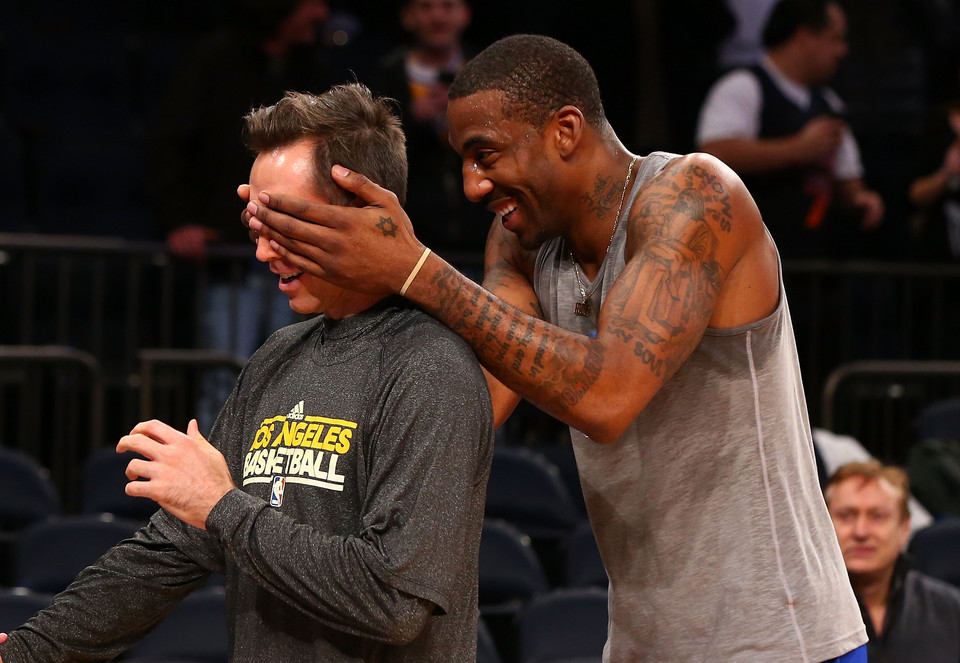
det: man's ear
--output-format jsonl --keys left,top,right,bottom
{"left": 552, "top": 106, "right": 585, "bottom": 159}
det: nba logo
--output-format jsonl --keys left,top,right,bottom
{"left": 270, "top": 476, "right": 286, "bottom": 507}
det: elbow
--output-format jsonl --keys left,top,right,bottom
{"left": 576, "top": 389, "right": 652, "bottom": 444}
{"left": 579, "top": 412, "right": 635, "bottom": 446}
{"left": 582, "top": 424, "right": 627, "bottom": 446}
{"left": 377, "top": 598, "right": 433, "bottom": 646}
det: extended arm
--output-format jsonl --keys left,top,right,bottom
{"left": 836, "top": 178, "right": 885, "bottom": 230}
{"left": 120, "top": 411, "right": 435, "bottom": 645}
{"left": 696, "top": 70, "right": 844, "bottom": 174}
{"left": 0, "top": 521, "right": 217, "bottom": 662}
{"left": 247, "top": 154, "right": 755, "bottom": 443}
{"left": 700, "top": 115, "right": 846, "bottom": 175}
{"left": 909, "top": 140, "right": 960, "bottom": 208}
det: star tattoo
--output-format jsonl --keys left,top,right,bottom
{"left": 377, "top": 216, "right": 398, "bottom": 237}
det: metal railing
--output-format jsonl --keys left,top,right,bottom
{"left": 138, "top": 348, "right": 246, "bottom": 426}
{"left": 821, "top": 360, "right": 960, "bottom": 463}
{"left": 2, "top": 233, "right": 959, "bottom": 500}
{"left": 782, "top": 259, "right": 960, "bottom": 424}
{"left": 0, "top": 345, "right": 104, "bottom": 505}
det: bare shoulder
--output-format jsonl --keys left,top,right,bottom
{"left": 627, "top": 152, "right": 779, "bottom": 327}
{"left": 483, "top": 217, "right": 543, "bottom": 318}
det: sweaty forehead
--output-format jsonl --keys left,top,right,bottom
{"left": 249, "top": 140, "right": 324, "bottom": 201}
{"left": 448, "top": 91, "right": 537, "bottom": 152}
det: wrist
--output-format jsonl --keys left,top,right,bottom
{"left": 399, "top": 247, "right": 431, "bottom": 296}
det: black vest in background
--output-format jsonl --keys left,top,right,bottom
{"left": 742, "top": 65, "right": 842, "bottom": 259}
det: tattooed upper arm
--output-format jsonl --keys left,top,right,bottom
{"left": 599, "top": 155, "right": 738, "bottom": 389}
{"left": 482, "top": 217, "right": 543, "bottom": 319}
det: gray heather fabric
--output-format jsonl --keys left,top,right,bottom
{"left": 533, "top": 152, "right": 866, "bottom": 662}
{"left": 1, "top": 297, "right": 494, "bottom": 662}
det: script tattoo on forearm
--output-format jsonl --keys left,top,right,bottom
{"left": 425, "top": 262, "right": 604, "bottom": 413}
{"left": 605, "top": 160, "right": 730, "bottom": 382}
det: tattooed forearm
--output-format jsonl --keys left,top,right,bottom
{"left": 424, "top": 262, "right": 605, "bottom": 412}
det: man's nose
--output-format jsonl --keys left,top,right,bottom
{"left": 851, "top": 514, "right": 871, "bottom": 538}
{"left": 255, "top": 234, "right": 280, "bottom": 262}
{"left": 462, "top": 166, "right": 493, "bottom": 203}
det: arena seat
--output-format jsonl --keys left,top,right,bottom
{"left": 485, "top": 446, "right": 581, "bottom": 540}
{"left": 519, "top": 587, "right": 608, "bottom": 663}
{"left": 478, "top": 616, "right": 503, "bottom": 663}
{"left": 81, "top": 448, "right": 158, "bottom": 521}
{"left": 908, "top": 519, "right": 960, "bottom": 589}
{"left": 0, "top": 447, "right": 60, "bottom": 531}
{"left": 125, "top": 587, "right": 228, "bottom": 663}
{"left": 0, "top": 587, "right": 54, "bottom": 632}
{"left": 14, "top": 514, "right": 142, "bottom": 593}
{"left": 914, "top": 398, "right": 960, "bottom": 441}
{"left": 564, "top": 521, "right": 608, "bottom": 589}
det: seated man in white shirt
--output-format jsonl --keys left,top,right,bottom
{"left": 696, "top": 0, "right": 883, "bottom": 259}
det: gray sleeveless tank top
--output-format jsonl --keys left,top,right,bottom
{"left": 533, "top": 152, "right": 865, "bottom": 662}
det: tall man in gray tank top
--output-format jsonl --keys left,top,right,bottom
{"left": 244, "top": 34, "right": 868, "bottom": 662}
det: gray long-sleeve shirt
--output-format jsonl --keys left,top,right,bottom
{"left": 2, "top": 298, "right": 494, "bottom": 662}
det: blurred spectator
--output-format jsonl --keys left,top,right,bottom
{"left": 148, "top": 0, "right": 335, "bottom": 430}
{"left": 908, "top": 95, "right": 960, "bottom": 262}
{"left": 825, "top": 461, "right": 960, "bottom": 663}
{"left": 370, "top": 0, "right": 490, "bottom": 264}
{"left": 716, "top": 0, "right": 778, "bottom": 69}
{"left": 696, "top": 0, "right": 884, "bottom": 259}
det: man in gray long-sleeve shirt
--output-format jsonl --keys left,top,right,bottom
{"left": 0, "top": 84, "right": 493, "bottom": 662}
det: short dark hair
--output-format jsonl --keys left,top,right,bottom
{"left": 762, "top": 0, "right": 834, "bottom": 49}
{"left": 243, "top": 84, "right": 408, "bottom": 205}
{"left": 449, "top": 34, "right": 606, "bottom": 130}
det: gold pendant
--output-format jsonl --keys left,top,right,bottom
{"left": 574, "top": 300, "right": 591, "bottom": 317}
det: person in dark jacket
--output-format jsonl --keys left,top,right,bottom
{"left": 826, "top": 460, "right": 960, "bottom": 663}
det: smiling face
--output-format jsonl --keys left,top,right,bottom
{"left": 249, "top": 138, "right": 367, "bottom": 318}
{"left": 826, "top": 475, "right": 910, "bottom": 579}
{"left": 448, "top": 90, "right": 565, "bottom": 250}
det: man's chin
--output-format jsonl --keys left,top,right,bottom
{"left": 845, "top": 560, "right": 888, "bottom": 579}
{"left": 517, "top": 230, "right": 549, "bottom": 252}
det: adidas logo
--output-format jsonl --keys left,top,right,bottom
{"left": 286, "top": 400, "right": 305, "bottom": 421}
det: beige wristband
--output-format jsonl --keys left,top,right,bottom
{"left": 399, "top": 248, "right": 431, "bottom": 296}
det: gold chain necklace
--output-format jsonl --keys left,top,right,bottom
{"left": 571, "top": 155, "right": 638, "bottom": 317}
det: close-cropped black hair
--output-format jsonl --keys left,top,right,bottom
{"left": 449, "top": 34, "right": 606, "bottom": 130}
{"left": 762, "top": 0, "right": 833, "bottom": 50}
